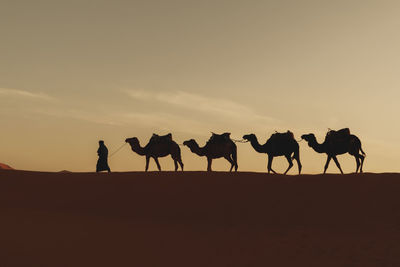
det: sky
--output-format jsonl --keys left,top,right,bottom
{"left": 1, "top": 0, "right": 399, "bottom": 173}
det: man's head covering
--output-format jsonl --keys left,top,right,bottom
{"left": 99, "top": 140, "right": 104, "bottom": 145}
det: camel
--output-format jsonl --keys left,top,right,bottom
{"left": 242, "top": 131, "right": 302, "bottom": 174}
{"left": 301, "top": 129, "right": 365, "bottom": 174}
{"left": 183, "top": 133, "right": 238, "bottom": 172}
{"left": 125, "top": 133, "right": 184, "bottom": 171}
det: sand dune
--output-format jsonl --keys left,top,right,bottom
{"left": 0, "top": 170, "right": 400, "bottom": 267}
{"left": 0, "top": 163, "right": 13, "bottom": 170}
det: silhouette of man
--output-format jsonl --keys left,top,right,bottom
{"left": 96, "top": 140, "right": 111, "bottom": 173}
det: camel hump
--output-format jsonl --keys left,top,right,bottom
{"left": 325, "top": 128, "right": 351, "bottom": 141}
{"left": 209, "top": 132, "right": 231, "bottom": 144}
{"left": 150, "top": 133, "right": 173, "bottom": 144}
{"left": 269, "top": 130, "right": 295, "bottom": 141}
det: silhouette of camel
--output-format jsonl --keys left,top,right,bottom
{"left": 243, "top": 131, "right": 302, "bottom": 174}
{"left": 301, "top": 129, "right": 365, "bottom": 174}
{"left": 125, "top": 133, "right": 184, "bottom": 171}
{"left": 183, "top": 133, "right": 238, "bottom": 172}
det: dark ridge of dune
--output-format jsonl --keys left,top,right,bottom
{"left": 0, "top": 170, "right": 400, "bottom": 267}
{"left": 0, "top": 162, "right": 13, "bottom": 170}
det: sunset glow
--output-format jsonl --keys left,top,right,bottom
{"left": 1, "top": 1, "right": 399, "bottom": 173}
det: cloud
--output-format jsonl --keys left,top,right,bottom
{"left": 119, "top": 111, "right": 214, "bottom": 136}
{"left": 124, "top": 89, "right": 276, "bottom": 125}
{"left": 1, "top": 88, "right": 278, "bottom": 137}
{"left": 33, "top": 107, "right": 213, "bottom": 135}
{"left": 31, "top": 108, "right": 121, "bottom": 126}
{"left": 0, "top": 88, "right": 54, "bottom": 101}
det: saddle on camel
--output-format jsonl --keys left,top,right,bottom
{"left": 208, "top": 132, "right": 232, "bottom": 144}
{"left": 149, "top": 133, "right": 173, "bottom": 145}
{"left": 269, "top": 130, "right": 295, "bottom": 142}
{"left": 325, "top": 128, "right": 351, "bottom": 143}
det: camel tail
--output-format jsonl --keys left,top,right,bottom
{"left": 291, "top": 150, "right": 299, "bottom": 160}
{"left": 360, "top": 145, "right": 366, "bottom": 156}
{"left": 292, "top": 143, "right": 300, "bottom": 160}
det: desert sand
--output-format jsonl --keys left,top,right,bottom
{"left": 1, "top": 170, "right": 400, "bottom": 267}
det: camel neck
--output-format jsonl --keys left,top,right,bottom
{"left": 249, "top": 137, "right": 266, "bottom": 153}
{"left": 189, "top": 142, "right": 206, "bottom": 156}
{"left": 131, "top": 142, "right": 147, "bottom": 156}
{"left": 309, "top": 138, "right": 325, "bottom": 153}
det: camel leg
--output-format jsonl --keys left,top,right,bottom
{"left": 267, "top": 155, "right": 277, "bottom": 174}
{"left": 349, "top": 150, "right": 362, "bottom": 174}
{"left": 359, "top": 154, "right": 365, "bottom": 173}
{"left": 323, "top": 156, "right": 331, "bottom": 174}
{"left": 174, "top": 160, "right": 178, "bottom": 171}
{"left": 172, "top": 154, "right": 184, "bottom": 171}
{"left": 231, "top": 149, "right": 238, "bottom": 172}
{"left": 153, "top": 157, "right": 162, "bottom": 171}
{"left": 354, "top": 155, "right": 360, "bottom": 174}
{"left": 332, "top": 156, "right": 344, "bottom": 174}
{"left": 178, "top": 159, "right": 184, "bottom": 171}
{"left": 232, "top": 156, "right": 238, "bottom": 172}
{"left": 207, "top": 157, "right": 212, "bottom": 172}
{"left": 171, "top": 154, "right": 178, "bottom": 171}
{"left": 283, "top": 154, "right": 294, "bottom": 175}
{"left": 145, "top": 156, "right": 150, "bottom": 172}
{"left": 295, "top": 155, "right": 302, "bottom": 175}
{"left": 224, "top": 155, "right": 235, "bottom": 172}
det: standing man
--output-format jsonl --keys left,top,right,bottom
{"left": 96, "top": 140, "right": 111, "bottom": 173}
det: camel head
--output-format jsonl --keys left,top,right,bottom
{"left": 242, "top": 134, "right": 256, "bottom": 141}
{"left": 125, "top": 137, "right": 139, "bottom": 147}
{"left": 301, "top": 134, "right": 316, "bottom": 145}
{"left": 183, "top": 139, "right": 200, "bottom": 151}
{"left": 183, "top": 139, "right": 197, "bottom": 147}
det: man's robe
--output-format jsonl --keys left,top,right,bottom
{"left": 96, "top": 145, "right": 110, "bottom": 172}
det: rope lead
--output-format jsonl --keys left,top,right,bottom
{"left": 109, "top": 142, "right": 127, "bottom": 158}
{"left": 232, "top": 139, "right": 249, "bottom": 143}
